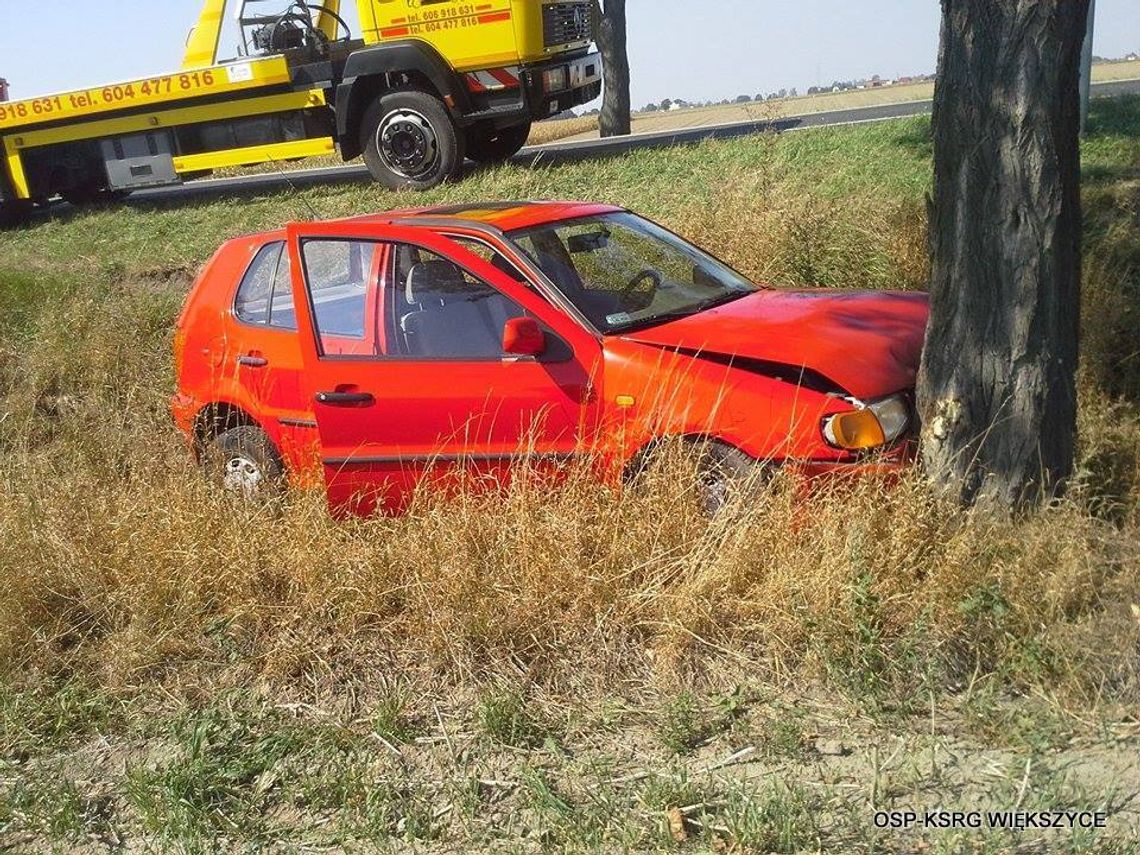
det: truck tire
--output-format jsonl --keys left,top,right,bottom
{"left": 360, "top": 87, "right": 465, "bottom": 191}
{"left": 0, "top": 203, "right": 26, "bottom": 229}
{"left": 466, "top": 122, "right": 532, "bottom": 164}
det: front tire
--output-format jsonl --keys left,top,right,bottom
{"left": 466, "top": 122, "right": 532, "bottom": 164}
{"left": 360, "top": 87, "right": 465, "bottom": 191}
{"left": 632, "top": 439, "right": 767, "bottom": 516}
{"left": 203, "top": 426, "right": 285, "bottom": 501}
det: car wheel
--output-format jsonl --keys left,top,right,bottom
{"left": 689, "top": 441, "right": 765, "bottom": 515}
{"left": 632, "top": 439, "right": 768, "bottom": 515}
{"left": 203, "top": 426, "right": 285, "bottom": 500}
{"left": 466, "top": 122, "right": 532, "bottom": 164}
{"left": 360, "top": 88, "right": 466, "bottom": 191}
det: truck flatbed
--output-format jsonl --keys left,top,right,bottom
{"left": 0, "top": 56, "right": 295, "bottom": 133}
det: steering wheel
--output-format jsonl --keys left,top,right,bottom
{"left": 270, "top": 2, "right": 352, "bottom": 53}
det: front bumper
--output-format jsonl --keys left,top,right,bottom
{"left": 785, "top": 441, "right": 917, "bottom": 483}
{"left": 523, "top": 50, "right": 602, "bottom": 118}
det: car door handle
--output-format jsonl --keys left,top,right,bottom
{"left": 316, "top": 391, "right": 375, "bottom": 406}
{"left": 237, "top": 355, "right": 268, "bottom": 368}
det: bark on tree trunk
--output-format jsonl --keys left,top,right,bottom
{"left": 593, "top": 0, "right": 631, "bottom": 137}
{"left": 918, "top": 0, "right": 1089, "bottom": 508}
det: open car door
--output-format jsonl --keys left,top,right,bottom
{"left": 285, "top": 220, "right": 603, "bottom": 514}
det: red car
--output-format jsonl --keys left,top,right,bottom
{"left": 172, "top": 202, "right": 928, "bottom": 513}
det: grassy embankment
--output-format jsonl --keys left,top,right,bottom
{"left": 0, "top": 98, "right": 1138, "bottom": 852}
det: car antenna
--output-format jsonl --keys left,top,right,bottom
{"left": 266, "top": 154, "right": 323, "bottom": 221}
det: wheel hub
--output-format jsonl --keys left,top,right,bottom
{"left": 377, "top": 109, "right": 439, "bottom": 179}
{"left": 222, "top": 455, "right": 264, "bottom": 497}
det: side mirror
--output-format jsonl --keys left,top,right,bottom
{"left": 503, "top": 316, "right": 546, "bottom": 357}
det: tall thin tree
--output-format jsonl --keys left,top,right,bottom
{"left": 592, "top": 0, "right": 631, "bottom": 137}
{"left": 919, "top": 0, "right": 1090, "bottom": 508}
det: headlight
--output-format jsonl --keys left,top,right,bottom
{"left": 868, "top": 396, "right": 910, "bottom": 443}
{"left": 822, "top": 394, "right": 910, "bottom": 451}
{"left": 542, "top": 67, "right": 569, "bottom": 93}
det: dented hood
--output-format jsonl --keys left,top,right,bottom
{"left": 621, "top": 288, "right": 930, "bottom": 399}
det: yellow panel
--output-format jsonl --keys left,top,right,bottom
{"left": 7, "top": 90, "right": 327, "bottom": 150}
{"left": 3, "top": 139, "right": 29, "bottom": 199}
{"left": 183, "top": 0, "right": 228, "bottom": 69}
{"left": 365, "top": 0, "right": 523, "bottom": 70}
{"left": 0, "top": 57, "right": 292, "bottom": 133}
{"left": 316, "top": 0, "right": 344, "bottom": 40}
{"left": 173, "top": 137, "right": 336, "bottom": 173}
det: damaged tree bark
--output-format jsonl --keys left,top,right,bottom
{"left": 918, "top": 0, "right": 1089, "bottom": 508}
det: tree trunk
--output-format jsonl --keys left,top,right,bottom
{"left": 918, "top": 0, "right": 1089, "bottom": 509}
{"left": 593, "top": 0, "right": 631, "bottom": 137}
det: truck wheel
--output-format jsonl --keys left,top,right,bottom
{"left": 0, "top": 202, "right": 31, "bottom": 229}
{"left": 466, "top": 122, "right": 532, "bottom": 164}
{"left": 203, "top": 426, "right": 285, "bottom": 501}
{"left": 62, "top": 187, "right": 128, "bottom": 208}
{"left": 360, "top": 88, "right": 465, "bottom": 191}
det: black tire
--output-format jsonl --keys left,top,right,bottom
{"left": 61, "top": 187, "right": 128, "bottom": 208}
{"left": 466, "top": 122, "right": 532, "bottom": 164}
{"left": 360, "top": 87, "right": 466, "bottom": 191}
{"left": 631, "top": 439, "right": 767, "bottom": 516}
{"left": 689, "top": 441, "right": 765, "bottom": 515}
{"left": 0, "top": 201, "right": 31, "bottom": 229}
{"left": 202, "top": 426, "right": 285, "bottom": 501}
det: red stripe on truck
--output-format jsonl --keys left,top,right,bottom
{"left": 489, "top": 68, "right": 520, "bottom": 88}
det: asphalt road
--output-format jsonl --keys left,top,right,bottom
{"left": 128, "top": 78, "right": 1140, "bottom": 204}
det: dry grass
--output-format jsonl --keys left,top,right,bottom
{"left": 526, "top": 115, "right": 600, "bottom": 146}
{"left": 2, "top": 443, "right": 1136, "bottom": 704}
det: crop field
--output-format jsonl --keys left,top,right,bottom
{"left": 0, "top": 98, "right": 1138, "bottom": 852}
{"left": 546, "top": 60, "right": 1140, "bottom": 144}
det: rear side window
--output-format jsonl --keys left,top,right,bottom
{"left": 234, "top": 242, "right": 297, "bottom": 330}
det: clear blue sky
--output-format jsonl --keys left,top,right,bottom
{"left": 1, "top": 1, "right": 1136, "bottom": 106}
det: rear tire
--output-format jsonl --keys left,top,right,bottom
{"left": 203, "top": 426, "right": 285, "bottom": 501}
{"left": 466, "top": 122, "right": 532, "bottom": 164}
{"left": 360, "top": 87, "right": 465, "bottom": 191}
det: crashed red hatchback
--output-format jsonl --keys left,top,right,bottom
{"left": 172, "top": 202, "right": 928, "bottom": 513}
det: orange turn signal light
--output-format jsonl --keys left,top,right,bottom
{"left": 823, "top": 409, "right": 887, "bottom": 450}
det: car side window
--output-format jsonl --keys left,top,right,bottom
{"left": 234, "top": 243, "right": 282, "bottom": 325}
{"left": 300, "top": 240, "right": 379, "bottom": 351}
{"left": 234, "top": 241, "right": 297, "bottom": 331}
{"left": 390, "top": 242, "right": 527, "bottom": 360}
{"left": 267, "top": 248, "right": 297, "bottom": 331}
{"left": 448, "top": 236, "right": 531, "bottom": 286}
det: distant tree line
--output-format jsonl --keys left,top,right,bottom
{"left": 639, "top": 89, "right": 800, "bottom": 112}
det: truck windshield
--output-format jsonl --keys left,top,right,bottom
{"left": 508, "top": 212, "right": 758, "bottom": 334}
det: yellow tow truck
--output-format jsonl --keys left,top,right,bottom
{"left": 0, "top": 0, "right": 600, "bottom": 223}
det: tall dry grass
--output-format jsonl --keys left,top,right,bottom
{"left": 526, "top": 116, "right": 600, "bottom": 146}
{"left": 0, "top": 265, "right": 1136, "bottom": 710}
{"left": 0, "top": 104, "right": 1137, "bottom": 714}
{"left": 1, "top": 421, "right": 1137, "bottom": 706}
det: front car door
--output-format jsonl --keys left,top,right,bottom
{"left": 285, "top": 221, "right": 603, "bottom": 514}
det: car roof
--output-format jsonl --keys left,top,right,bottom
{"left": 228, "top": 201, "right": 624, "bottom": 248}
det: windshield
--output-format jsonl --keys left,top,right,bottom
{"left": 508, "top": 212, "right": 759, "bottom": 333}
